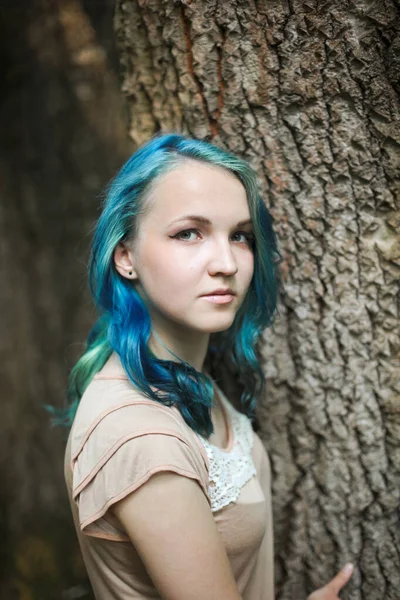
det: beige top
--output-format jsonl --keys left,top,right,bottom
{"left": 64, "top": 353, "right": 274, "bottom": 599}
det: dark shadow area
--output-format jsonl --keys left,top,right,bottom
{"left": 0, "top": 1, "right": 133, "bottom": 597}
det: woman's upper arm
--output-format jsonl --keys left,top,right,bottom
{"left": 112, "top": 471, "right": 242, "bottom": 600}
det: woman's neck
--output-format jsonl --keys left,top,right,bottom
{"left": 148, "top": 328, "right": 210, "bottom": 373}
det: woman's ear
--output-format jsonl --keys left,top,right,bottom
{"left": 113, "top": 242, "right": 138, "bottom": 280}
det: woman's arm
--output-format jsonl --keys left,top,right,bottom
{"left": 112, "top": 471, "right": 242, "bottom": 600}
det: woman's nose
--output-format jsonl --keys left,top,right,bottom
{"left": 207, "top": 239, "right": 238, "bottom": 276}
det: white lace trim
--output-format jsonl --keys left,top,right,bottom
{"left": 198, "top": 398, "right": 256, "bottom": 513}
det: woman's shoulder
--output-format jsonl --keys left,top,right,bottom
{"left": 70, "top": 353, "right": 203, "bottom": 464}
{"left": 65, "top": 354, "right": 211, "bottom": 537}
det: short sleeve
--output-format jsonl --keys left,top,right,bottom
{"left": 71, "top": 402, "right": 210, "bottom": 541}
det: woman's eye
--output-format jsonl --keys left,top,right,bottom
{"left": 172, "top": 229, "right": 254, "bottom": 245}
{"left": 233, "top": 231, "right": 255, "bottom": 245}
{"left": 173, "top": 229, "right": 199, "bottom": 241}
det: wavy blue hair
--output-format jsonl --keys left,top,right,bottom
{"left": 64, "top": 133, "right": 281, "bottom": 437}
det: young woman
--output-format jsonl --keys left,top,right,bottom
{"left": 64, "top": 134, "right": 354, "bottom": 599}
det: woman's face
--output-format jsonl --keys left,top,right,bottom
{"left": 115, "top": 159, "right": 254, "bottom": 336}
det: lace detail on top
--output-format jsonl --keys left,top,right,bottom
{"left": 198, "top": 399, "right": 256, "bottom": 513}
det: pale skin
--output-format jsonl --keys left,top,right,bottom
{"left": 112, "top": 159, "right": 354, "bottom": 599}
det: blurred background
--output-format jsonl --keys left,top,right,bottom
{"left": 1, "top": 1, "right": 133, "bottom": 597}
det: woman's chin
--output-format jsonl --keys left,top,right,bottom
{"left": 196, "top": 316, "right": 236, "bottom": 334}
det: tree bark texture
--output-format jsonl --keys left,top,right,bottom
{"left": 115, "top": 1, "right": 400, "bottom": 599}
{"left": 0, "top": 1, "right": 133, "bottom": 597}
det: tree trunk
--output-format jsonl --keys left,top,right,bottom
{"left": 114, "top": 1, "right": 400, "bottom": 599}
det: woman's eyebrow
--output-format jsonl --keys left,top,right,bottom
{"left": 168, "top": 215, "right": 253, "bottom": 227}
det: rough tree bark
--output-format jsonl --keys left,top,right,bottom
{"left": 114, "top": 1, "right": 400, "bottom": 599}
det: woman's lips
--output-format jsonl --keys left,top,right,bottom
{"left": 200, "top": 294, "right": 235, "bottom": 304}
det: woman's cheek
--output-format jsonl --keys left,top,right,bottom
{"left": 240, "top": 252, "right": 254, "bottom": 285}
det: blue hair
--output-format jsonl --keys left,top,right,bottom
{"left": 64, "top": 133, "right": 281, "bottom": 437}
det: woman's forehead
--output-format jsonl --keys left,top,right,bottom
{"left": 143, "top": 160, "right": 249, "bottom": 221}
